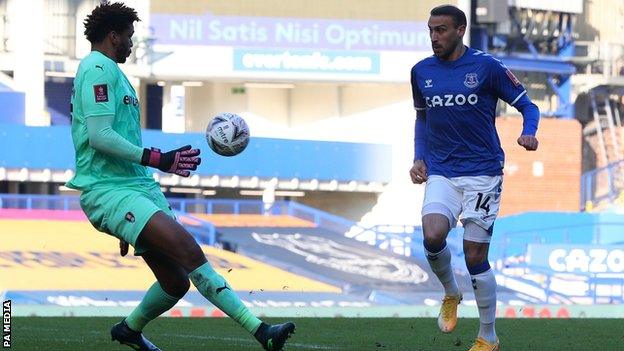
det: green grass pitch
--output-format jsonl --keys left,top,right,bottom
{"left": 11, "top": 317, "right": 622, "bottom": 350}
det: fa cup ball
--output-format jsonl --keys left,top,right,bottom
{"left": 205, "top": 113, "right": 250, "bottom": 157}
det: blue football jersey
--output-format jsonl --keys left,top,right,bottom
{"left": 411, "top": 47, "right": 528, "bottom": 177}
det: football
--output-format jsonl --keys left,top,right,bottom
{"left": 205, "top": 112, "right": 250, "bottom": 157}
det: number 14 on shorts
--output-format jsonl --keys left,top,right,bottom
{"left": 475, "top": 192, "right": 491, "bottom": 213}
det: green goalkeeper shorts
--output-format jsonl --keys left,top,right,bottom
{"left": 80, "top": 181, "right": 175, "bottom": 255}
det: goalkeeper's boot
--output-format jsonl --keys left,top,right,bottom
{"left": 111, "top": 319, "right": 161, "bottom": 351}
{"left": 254, "top": 321, "right": 296, "bottom": 351}
{"left": 468, "top": 337, "right": 500, "bottom": 351}
{"left": 438, "top": 294, "right": 462, "bottom": 333}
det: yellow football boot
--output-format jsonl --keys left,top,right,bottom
{"left": 468, "top": 337, "right": 500, "bottom": 351}
{"left": 437, "top": 294, "right": 462, "bottom": 333}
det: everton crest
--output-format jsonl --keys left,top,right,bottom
{"left": 464, "top": 73, "right": 479, "bottom": 88}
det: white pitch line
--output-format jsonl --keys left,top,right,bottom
{"left": 160, "top": 332, "right": 340, "bottom": 350}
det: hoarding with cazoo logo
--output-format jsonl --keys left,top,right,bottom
{"left": 527, "top": 245, "right": 624, "bottom": 275}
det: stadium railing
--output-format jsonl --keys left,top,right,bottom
{"left": 0, "top": 193, "right": 219, "bottom": 245}
{"left": 497, "top": 262, "right": 624, "bottom": 304}
{"left": 489, "top": 221, "right": 624, "bottom": 263}
{"left": 580, "top": 159, "right": 624, "bottom": 211}
{"left": 167, "top": 198, "right": 418, "bottom": 256}
{"left": 0, "top": 193, "right": 81, "bottom": 210}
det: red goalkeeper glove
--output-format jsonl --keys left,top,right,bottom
{"left": 141, "top": 145, "right": 201, "bottom": 177}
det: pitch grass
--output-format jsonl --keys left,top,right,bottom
{"left": 11, "top": 317, "right": 622, "bottom": 351}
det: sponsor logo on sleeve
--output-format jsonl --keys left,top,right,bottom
{"left": 505, "top": 69, "right": 521, "bottom": 87}
{"left": 93, "top": 84, "right": 109, "bottom": 103}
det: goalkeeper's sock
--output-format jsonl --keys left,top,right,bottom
{"left": 125, "top": 281, "right": 180, "bottom": 332}
{"left": 468, "top": 262, "right": 498, "bottom": 344}
{"left": 189, "top": 262, "right": 262, "bottom": 334}
{"left": 425, "top": 241, "right": 460, "bottom": 297}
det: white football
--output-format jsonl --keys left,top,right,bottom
{"left": 205, "top": 112, "right": 250, "bottom": 157}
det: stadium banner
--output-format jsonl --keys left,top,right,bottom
{"left": 148, "top": 14, "right": 430, "bottom": 81}
{"left": 527, "top": 244, "right": 624, "bottom": 274}
{"left": 233, "top": 49, "right": 380, "bottom": 74}
{"left": 11, "top": 304, "right": 624, "bottom": 319}
{"left": 150, "top": 14, "right": 429, "bottom": 52}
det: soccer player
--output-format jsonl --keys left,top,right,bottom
{"left": 66, "top": 3, "right": 295, "bottom": 350}
{"left": 409, "top": 5, "right": 539, "bottom": 351}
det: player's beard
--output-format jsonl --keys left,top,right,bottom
{"left": 436, "top": 37, "right": 462, "bottom": 60}
{"left": 115, "top": 42, "right": 131, "bottom": 63}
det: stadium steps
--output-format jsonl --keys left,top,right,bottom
{"left": 581, "top": 158, "right": 624, "bottom": 211}
{"left": 582, "top": 89, "right": 624, "bottom": 210}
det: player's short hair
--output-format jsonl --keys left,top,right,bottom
{"left": 430, "top": 5, "right": 467, "bottom": 28}
{"left": 83, "top": 1, "right": 140, "bottom": 43}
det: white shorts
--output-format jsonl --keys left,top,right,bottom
{"left": 421, "top": 175, "right": 503, "bottom": 243}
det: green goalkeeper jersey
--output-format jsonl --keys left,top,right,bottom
{"left": 66, "top": 50, "right": 153, "bottom": 190}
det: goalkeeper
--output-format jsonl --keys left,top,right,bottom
{"left": 66, "top": 3, "right": 295, "bottom": 350}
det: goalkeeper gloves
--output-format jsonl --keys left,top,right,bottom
{"left": 141, "top": 145, "right": 201, "bottom": 177}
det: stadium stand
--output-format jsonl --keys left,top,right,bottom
{"left": 0, "top": 208, "right": 351, "bottom": 312}
{"left": 1, "top": 197, "right": 550, "bottom": 311}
